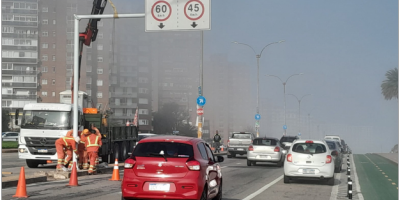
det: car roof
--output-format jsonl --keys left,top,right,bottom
{"left": 255, "top": 137, "right": 279, "bottom": 140}
{"left": 294, "top": 139, "right": 325, "bottom": 144}
{"left": 138, "top": 135, "right": 203, "bottom": 145}
{"left": 281, "top": 135, "right": 298, "bottom": 138}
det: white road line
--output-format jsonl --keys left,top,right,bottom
{"left": 242, "top": 175, "right": 283, "bottom": 200}
{"left": 220, "top": 166, "right": 228, "bottom": 168}
{"left": 236, "top": 163, "right": 241, "bottom": 164}
{"left": 329, "top": 168, "right": 342, "bottom": 200}
{"left": 351, "top": 154, "right": 364, "bottom": 200}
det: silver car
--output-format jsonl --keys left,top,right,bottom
{"left": 2, "top": 132, "right": 19, "bottom": 141}
{"left": 283, "top": 139, "right": 335, "bottom": 185}
{"left": 247, "top": 137, "right": 285, "bottom": 167}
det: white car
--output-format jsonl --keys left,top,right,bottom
{"left": 2, "top": 132, "right": 19, "bottom": 141}
{"left": 283, "top": 139, "right": 335, "bottom": 185}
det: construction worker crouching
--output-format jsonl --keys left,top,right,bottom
{"left": 55, "top": 130, "right": 79, "bottom": 171}
{"left": 85, "top": 129, "right": 102, "bottom": 174}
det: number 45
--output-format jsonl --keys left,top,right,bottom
{"left": 188, "top": 4, "right": 199, "bottom": 12}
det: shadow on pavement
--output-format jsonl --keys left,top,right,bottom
{"left": 288, "top": 178, "right": 341, "bottom": 186}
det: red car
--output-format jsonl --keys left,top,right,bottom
{"left": 121, "top": 135, "right": 224, "bottom": 200}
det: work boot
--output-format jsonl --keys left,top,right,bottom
{"left": 56, "top": 164, "right": 63, "bottom": 171}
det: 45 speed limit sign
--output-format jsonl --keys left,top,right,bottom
{"left": 146, "top": 0, "right": 210, "bottom": 31}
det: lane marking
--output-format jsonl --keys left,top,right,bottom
{"left": 220, "top": 166, "right": 228, "bottom": 169}
{"left": 330, "top": 168, "right": 341, "bottom": 200}
{"left": 392, "top": 183, "right": 396, "bottom": 185}
{"left": 388, "top": 179, "right": 392, "bottom": 181}
{"left": 352, "top": 154, "right": 365, "bottom": 200}
{"left": 242, "top": 175, "right": 283, "bottom": 200}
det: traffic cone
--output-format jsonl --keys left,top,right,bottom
{"left": 66, "top": 161, "right": 80, "bottom": 186}
{"left": 109, "top": 159, "right": 121, "bottom": 181}
{"left": 221, "top": 147, "right": 224, "bottom": 151}
{"left": 13, "top": 167, "right": 28, "bottom": 198}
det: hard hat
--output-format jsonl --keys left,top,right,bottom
{"left": 82, "top": 129, "right": 90, "bottom": 135}
{"left": 66, "top": 130, "right": 73, "bottom": 137}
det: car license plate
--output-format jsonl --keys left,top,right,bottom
{"left": 149, "top": 183, "right": 170, "bottom": 191}
{"left": 38, "top": 149, "right": 48, "bottom": 153}
{"left": 260, "top": 155, "right": 270, "bottom": 159}
{"left": 237, "top": 148, "right": 244, "bottom": 151}
{"left": 303, "top": 169, "right": 315, "bottom": 174}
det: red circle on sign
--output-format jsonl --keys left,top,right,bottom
{"left": 151, "top": 1, "right": 172, "bottom": 22}
{"left": 184, "top": 0, "right": 205, "bottom": 21}
{"left": 197, "top": 108, "right": 204, "bottom": 115}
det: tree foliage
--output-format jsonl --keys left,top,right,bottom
{"left": 381, "top": 68, "right": 398, "bottom": 100}
{"left": 152, "top": 102, "right": 197, "bottom": 137}
{"left": 2, "top": 109, "right": 10, "bottom": 132}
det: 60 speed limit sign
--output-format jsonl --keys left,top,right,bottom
{"left": 146, "top": 0, "right": 210, "bottom": 31}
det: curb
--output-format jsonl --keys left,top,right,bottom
{"left": 2, "top": 149, "right": 18, "bottom": 153}
{"left": 2, "top": 175, "right": 47, "bottom": 188}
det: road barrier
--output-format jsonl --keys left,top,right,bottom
{"left": 12, "top": 167, "right": 28, "bottom": 198}
{"left": 67, "top": 162, "right": 80, "bottom": 186}
{"left": 109, "top": 159, "right": 121, "bottom": 181}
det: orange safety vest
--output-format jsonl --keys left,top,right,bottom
{"left": 87, "top": 136, "right": 101, "bottom": 147}
{"left": 61, "top": 137, "right": 77, "bottom": 152}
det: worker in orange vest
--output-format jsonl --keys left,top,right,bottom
{"left": 78, "top": 129, "right": 89, "bottom": 169}
{"left": 55, "top": 130, "right": 79, "bottom": 171}
{"left": 85, "top": 129, "right": 102, "bottom": 174}
{"left": 90, "top": 123, "right": 102, "bottom": 166}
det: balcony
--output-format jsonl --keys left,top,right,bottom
{"left": 2, "top": 33, "right": 38, "bottom": 39}
{"left": 2, "top": 21, "right": 38, "bottom": 27}
{"left": 2, "top": 8, "right": 38, "bottom": 15}
{"left": 2, "top": 45, "right": 38, "bottom": 51}
{"left": 120, "top": 82, "right": 137, "bottom": 88}
{"left": 110, "top": 113, "right": 136, "bottom": 120}
{"left": 2, "top": 70, "right": 38, "bottom": 75}
{"left": 2, "top": 82, "right": 37, "bottom": 88}
{"left": 2, "top": 58, "right": 37, "bottom": 64}
{"left": 110, "top": 92, "right": 137, "bottom": 98}
{"left": 2, "top": 94, "right": 37, "bottom": 100}
{"left": 109, "top": 103, "right": 137, "bottom": 109}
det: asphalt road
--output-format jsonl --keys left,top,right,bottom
{"left": 2, "top": 154, "right": 341, "bottom": 200}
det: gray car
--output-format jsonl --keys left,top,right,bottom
{"left": 247, "top": 137, "right": 285, "bottom": 167}
{"left": 2, "top": 132, "right": 19, "bottom": 141}
{"left": 325, "top": 139, "right": 343, "bottom": 173}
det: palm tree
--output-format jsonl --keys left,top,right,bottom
{"left": 381, "top": 68, "right": 398, "bottom": 100}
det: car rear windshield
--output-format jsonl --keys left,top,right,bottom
{"left": 280, "top": 137, "right": 297, "bottom": 143}
{"left": 292, "top": 143, "right": 327, "bottom": 154}
{"left": 232, "top": 133, "right": 251, "bottom": 139}
{"left": 253, "top": 138, "right": 277, "bottom": 146}
{"left": 325, "top": 141, "right": 336, "bottom": 150}
{"left": 133, "top": 142, "right": 194, "bottom": 158}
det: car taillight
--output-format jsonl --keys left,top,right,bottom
{"left": 124, "top": 158, "right": 136, "bottom": 169}
{"left": 274, "top": 146, "right": 280, "bottom": 152}
{"left": 186, "top": 160, "right": 200, "bottom": 171}
{"left": 248, "top": 145, "right": 254, "bottom": 151}
{"left": 287, "top": 154, "right": 292, "bottom": 162}
{"left": 305, "top": 140, "right": 313, "bottom": 144}
{"left": 227, "top": 139, "right": 230, "bottom": 147}
{"left": 326, "top": 155, "right": 332, "bottom": 163}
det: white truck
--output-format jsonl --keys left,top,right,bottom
{"left": 16, "top": 91, "right": 87, "bottom": 168}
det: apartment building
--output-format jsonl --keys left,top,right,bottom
{"left": 2, "top": 0, "right": 39, "bottom": 128}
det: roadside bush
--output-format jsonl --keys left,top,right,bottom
{"left": 2, "top": 141, "right": 18, "bottom": 149}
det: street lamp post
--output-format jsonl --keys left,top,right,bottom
{"left": 233, "top": 40, "right": 285, "bottom": 137}
{"left": 266, "top": 73, "right": 303, "bottom": 135}
{"left": 287, "top": 94, "right": 311, "bottom": 137}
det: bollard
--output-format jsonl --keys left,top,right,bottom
{"left": 347, "top": 181, "right": 353, "bottom": 198}
{"left": 347, "top": 161, "right": 350, "bottom": 167}
{"left": 348, "top": 190, "right": 353, "bottom": 199}
{"left": 347, "top": 175, "right": 351, "bottom": 182}
{"left": 347, "top": 168, "right": 351, "bottom": 175}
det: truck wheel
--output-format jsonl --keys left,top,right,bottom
{"left": 26, "top": 159, "right": 39, "bottom": 168}
{"left": 121, "top": 141, "right": 128, "bottom": 161}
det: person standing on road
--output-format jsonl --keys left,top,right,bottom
{"left": 85, "top": 129, "right": 102, "bottom": 174}
{"left": 55, "top": 130, "right": 79, "bottom": 171}
{"left": 78, "top": 129, "right": 89, "bottom": 169}
{"left": 90, "top": 123, "right": 102, "bottom": 166}
{"left": 213, "top": 130, "right": 222, "bottom": 153}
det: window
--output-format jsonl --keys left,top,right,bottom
{"left": 42, "top": 55, "right": 48, "bottom": 61}
{"left": 52, "top": 67, "right": 55, "bottom": 72}
{"left": 292, "top": 143, "right": 327, "bottom": 154}
{"left": 139, "top": 88, "right": 148, "bottom": 94}
{"left": 97, "top": 56, "right": 103, "bottom": 62}
{"left": 52, "top": 31, "right": 56, "bottom": 37}
{"left": 139, "top": 119, "right": 149, "bottom": 125}
{"left": 53, "top": 20, "right": 56, "bottom": 24}
{"left": 139, "top": 77, "right": 148, "bottom": 83}
{"left": 42, "top": 31, "right": 48, "bottom": 37}
{"left": 205, "top": 145, "right": 216, "bottom": 162}
{"left": 139, "top": 98, "right": 148, "bottom": 104}
{"left": 139, "top": 109, "right": 149, "bottom": 115}
{"left": 52, "top": 92, "right": 55, "bottom": 97}
{"left": 42, "top": 7, "right": 48, "bottom": 12}
{"left": 86, "top": 65, "right": 92, "bottom": 72}
{"left": 42, "top": 43, "right": 48, "bottom": 48}
{"left": 97, "top": 69, "right": 103, "bottom": 74}
{"left": 42, "top": 66, "right": 48, "bottom": 72}
{"left": 52, "top": 55, "right": 56, "bottom": 61}
{"left": 52, "top": 43, "right": 56, "bottom": 48}
{"left": 42, "top": 91, "right": 47, "bottom": 96}
{"left": 197, "top": 143, "right": 208, "bottom": 160}
{"left": 42, "top": 79, "right": 47, "bottom": 85}
{"left": 97, "top": 80, "right": 103, "bottom": 86}
{"left": 87, "top": 77, "right": 92, "bottom": 84}
{"left": 52, "top": 79, "right": 55, "bottom": 85}
{"left": 97, "top": 45, "right": 103, "bottom": 50}
{"left": 97, "top": 92, "right": 103, "bottom": 98}
{"left": 98, "top": 33, "right": 103, "bottom": 39}
{"left": 42, "top": 19, "right": 48, "bottom": 24}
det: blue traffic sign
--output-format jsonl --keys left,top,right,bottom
{"left": 298, "top": 132, "right": 301, "bottom": 136}
{"left": 283, "top": 125, "right": 287, "bottom": 130}
{"left": 197, "top": 96, "right": 206, "bottom": 106}
{"left": 255, "top": 114, "right": 261, "bottom": 120}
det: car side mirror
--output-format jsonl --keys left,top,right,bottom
{"left": 216, "top": 155, "right": 224, "bottom": 163}
{"left": 331, "top": 151, "right": 338, "bottom": 156}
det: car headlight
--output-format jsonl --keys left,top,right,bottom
{"left": 19, "top": 148, "right": 28, "bottom": 153}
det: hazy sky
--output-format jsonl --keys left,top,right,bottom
{"left": 112, "top": 0, "right": 398, "bottom": 153}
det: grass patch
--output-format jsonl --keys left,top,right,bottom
{"left": 2, "top": 141, "right": 18, "bottom": 149}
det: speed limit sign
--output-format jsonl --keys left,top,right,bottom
{"left": 146, "top": 0, "right": 210, "bottom": 31}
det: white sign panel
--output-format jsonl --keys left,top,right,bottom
{"left": 146, "top": 0, "right": 210, "bottom": 31}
